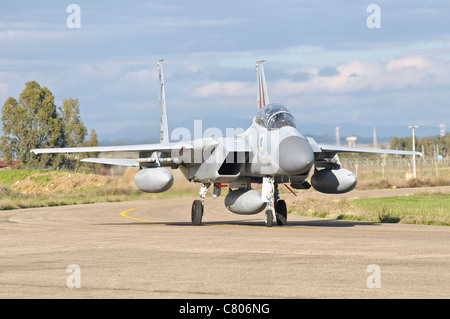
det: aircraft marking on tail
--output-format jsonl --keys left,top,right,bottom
{"left": 256, "top": 60, "right": 269, "bottom": 109}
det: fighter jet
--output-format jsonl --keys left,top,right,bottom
{"left": 31, "top": 60, "right": 422, "bottom": 227}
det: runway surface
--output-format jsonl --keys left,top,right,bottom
{"left": 1, "top": 189, "right": 449, "bottom": 298}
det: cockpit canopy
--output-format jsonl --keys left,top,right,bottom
{"left": 255, "top": 104, "right": 298, "bottom": 130}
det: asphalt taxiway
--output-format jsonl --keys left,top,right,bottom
{"left": 1, "top": 189, "right": 449, "bottom": 298}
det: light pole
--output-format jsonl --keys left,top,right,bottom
{"left": 409, "top": 125, "right": 419, "bottom": 178}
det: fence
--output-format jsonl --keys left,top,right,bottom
{"left": 340, "top": 156, "right": 450, "bottom": 180}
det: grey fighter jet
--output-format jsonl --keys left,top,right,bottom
{"left": 32, "top": 60, "right": 422, "bottom": 227}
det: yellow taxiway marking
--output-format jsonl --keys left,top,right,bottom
{"left": 120, "top": 203, "right": 264, "bottom": 228}
{"left": 120, "top": 208, "right": 161, "bottom": 223}
{"left": 120, "top": 201, "right": 192, "bottom": 223}
{"left": 120, "top": 202, "right": 450, "bottom": 236}
{"left": 120, "top": 201, "right": 270, "bottom": 229}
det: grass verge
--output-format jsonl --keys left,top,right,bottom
{"left": 289, "top": 192, "right": 450, "bottom": 226}
{"left": 0, "top": 168, "right": 198, "bottom": 211}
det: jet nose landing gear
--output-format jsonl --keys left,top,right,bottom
{"left": 265, "top": 208, "right": 274, "bottom": 227}
{"left": 262, "top": 177, "right": 288, "bottom": 227}
{"left": 264, "top": 199, "right": 287, "bottom": 227}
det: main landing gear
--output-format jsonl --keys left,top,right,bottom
{"left": 191, "top": 199, "right": 203, "bottom": 226}
{"left": 191, "top": 183, "right": 209, "bottom": 226}
{"left": 275, "top": 199, "right": 287, "bottom": 226}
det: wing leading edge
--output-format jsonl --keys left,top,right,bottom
{"left": 306, "top": 138, "right": 422, "bottom": 157}
{"left": 31, "top": 142, "right": 192, "bottom": 155}
{"left": 318, "top": 144, "right": 423, "bottom": 156}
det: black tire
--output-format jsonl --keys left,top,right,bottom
{"left": 191, "top": 200, "right": 203, "bottom": 226}
{"left": 276, "top": 200, "right": 287, "bottom": 226}
{"left": 265, "top": 209, "right": 273, "bottom": 227}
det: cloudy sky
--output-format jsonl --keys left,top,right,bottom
{"left": 1, "top": 0, "right": 449, "bottom": 142}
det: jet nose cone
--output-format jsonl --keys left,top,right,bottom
{"left": 277, "top": 136, "right": 314, "bottom": 175}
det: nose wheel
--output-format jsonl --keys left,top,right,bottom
{"left": 264, "top": 200, "right": 287, "bottom": 227}
{"left": 262, "top": 177, "right": 288, "bottom": 227}
{"left": 265, "top": 208, "right": 274, "bottom": 227}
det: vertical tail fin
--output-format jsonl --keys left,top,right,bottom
{"left": 256, "top": 60, "right": 269, "bottom": 110}
{"left": 157, "top": 59, "right": 169, "bottom": 144}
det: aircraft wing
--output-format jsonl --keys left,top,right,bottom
{"left": 80, "top": 158, "right": 139, "bottom": 167}
{"left": 31, "top": 142, "right": 192, "bottom": 154}
{"left": 318, "top": 144, "right": 423, "bottom": 156}
{"left": 306, "top": 138, "right": 422, "bottom": 156}
{"left": 31, "top": 137, "right": 249, "bottom": 167}
{"left": 31, "top": 142, "right": 194, "bottom": 167}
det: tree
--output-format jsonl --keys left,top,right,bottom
{"left": 61, "top": 98, "right": 87, "bottom": 147}
{"left": 84, "top": 129, "right": 98, "bottom": 147}
{"left": 390, "top": 133, "right": 450, "bottom": 158}
{"left": 59, "top": 97, "right": 89, "bottom": 170}
{"left": 1, "top": 81, "right": 65, "bottom": 167}
{"left": 0, "top": 97, "right": 23, "bottom": 163}
{"left": 1, "top": 82, "right": 98, "bottom": 170}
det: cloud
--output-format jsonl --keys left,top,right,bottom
{"left": 192, "top": 81, "right": 254, "bottom": 98}
{"left": 1, "top": 1, "right": 449, "bottom": 139}
{"left": 0, "top": 30, "right": 68, "bottom": 44}
{"left": 0, "top": 82, "right": 10, "bottom": 99}
{"left": 271, "top": 56, "right": 450, "bottom": 95}
{"left": 121, "top": 69, "right": 155, "bottom": 86}
{"left": 385, "top": 56, "right": 432, "bottom": 71}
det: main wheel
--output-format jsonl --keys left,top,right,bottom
{"left": 265, "top": 209, "right": 274, "bottom": 227}
{"left": 191, "top": 200, "right": 203, "bottom": 226}
{"left": 276, "top": 199, "right": 287, "bottom": 226}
